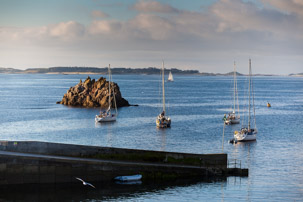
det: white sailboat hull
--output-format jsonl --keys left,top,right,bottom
{"left": 156, "top": 117, "right": 171, "bottom": 128}
{"left": 225, "top": 117, "right": 240, "bottom": 125}
{"left": 225, "top": 113, "right": 240, "bottom": 125}
{"left": 230, "top": 119, "right": 240, "bottom": 124}
{"left": 95, "top": 114, "right": 116, "bottom": 122}
{"left": 234, "top": 129, "right": 257, "bottom": 142}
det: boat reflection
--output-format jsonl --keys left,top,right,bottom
{"left": 227, "top": 140, "right": 257, "bottom": 202}
{"left": 115, "top": 180, "right": 142, "bottom": 185}
{"left": 94, "top": 120, "right": 114, "bottom": 147}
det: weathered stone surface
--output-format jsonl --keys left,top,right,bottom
{"left": 0, "top": 141, "right": 239, "bottom": 185}
{"left": 57, "top": 76, "right": 130, "bottom": 108}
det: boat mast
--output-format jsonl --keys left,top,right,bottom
{"left": 108, "top": 64, "right": 111, "bottom": 110}
{"left": 248, "top": 59, "right": 251, "bottom": 130}
{"left": 233, "top": 61, "right": 236, "bottom": 113}
{"left": 162, "top": 61, "right": 166, "bottom": 113}
{"left": 252, "top": 62, "right": 256, "bottom": 130}
{"left": 111, "top": 67, "right": 118, "bottom": 116}
{"left": 236, "top": 63, "right": 240, "bottom": 118}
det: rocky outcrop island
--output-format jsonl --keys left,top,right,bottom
{"left": 57, "top": 76, "right": 130, "bottom": 108}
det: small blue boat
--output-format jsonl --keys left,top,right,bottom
{"left": 114, "top": 174, "right": 142, "bottom": 182}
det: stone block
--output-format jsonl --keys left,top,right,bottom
{"left": 6, "top": 164, "right": 23, "bottom": 175}
{"left": 55, "top": 165, "right": 71, "bottom": 176}
{"left": 6, "top": 175, "right": 23, "bottom": 184}
{"left": 55, "top": 174, "right": 71, "bottom": 183}
{"left": 71, "top": 166, "right": 87, "bottom": 177}
{"left": 23, "top": 174, "right": 39, "bottom": 184}
{"left": 40, "top": 174, "right": 55, "bottom": 183}
{"left": 40, "top": 165, "right": 55, "bottom": 174}
{"left": 23, "top": 165, "right": 39, "bottom": 174}
{"left": 0, "top": 163, "right": 7, "bottom": 172}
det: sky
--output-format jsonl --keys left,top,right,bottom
{"left": 0, "top": 0, "right": 302, "bottom": 74}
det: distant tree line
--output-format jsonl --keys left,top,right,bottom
{"left": 2, "top": 66, "right": 293, "bottom": 76}
{"left": 25, "top": 66, "right": 200, "bottom": 75}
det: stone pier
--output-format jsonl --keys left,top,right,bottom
{"left": 0, "top": 141, "right": 248, "bottom": 185}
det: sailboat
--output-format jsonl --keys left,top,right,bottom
{"left": 234, "top": 59, "right": 257, "bottom": 141}
{"left": 167, "top": 70, "right": 174, "bottom": 82}
{"left": 225, "top": 62, "right": 240, "bottom": 125}
{"left": 156, "top": 61, "right": 171, "bottom": 128}
{"left": 95, "top": 64, "right": 118, "bottom": 122}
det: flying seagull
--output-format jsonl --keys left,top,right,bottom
{"left": 75, "top": 177, "right": 95, "bottom": 188}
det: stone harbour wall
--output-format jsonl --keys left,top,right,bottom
{"left": 0, "top": 141, "right": 227, "bottom": 168}
{"left": 0, "top": 141, "right": 237, "bottom": 185}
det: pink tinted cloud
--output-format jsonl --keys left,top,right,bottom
{"left": 133, "top": 0, "right": 179, "bottom": 13}
{"left": 49, "top": 21, "right": 85, "bottom": 39}
{"left": 262, "top": 0, "right": 303, "bottom": 17}
{"left": 91, "top": 10, "right": 109, "bottom": 18}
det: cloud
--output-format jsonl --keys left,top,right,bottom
{"left": 133, "top": 0, "right": 179, "bottom": 13}
{"left": 88, "top": 20, "right": 122, "bottom": 35}
{"left": 87, "top": 13, "right": 176, "bottom": 40}
{"left": 2, "top": 1, "right": 303, "bottom": 46}
{"left": 209, "top": 0, "right": 303, "bottom": 39}
{"left": 2, "top": 0, "right": 302, "bottom": 51}
{"left": 0, "top": 21, "right": 85, "bottom": 46}
{"left": 48, "top": 21, "right": 85, "bottom": 39}
{"left": 261, "top": 0, "right": 303, "bottom": 17}
{"left": 129, "top": 14, "right": 175, "bottom": 40}
{"left": 1, "top": 0, "right": 303, "bottom": 73}
{"left": 91, "top": 10, "right": 109, "bottom": 18}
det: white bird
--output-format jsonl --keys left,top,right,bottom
{"left": 75, "top": 177, "right": 95, "bottom": 188}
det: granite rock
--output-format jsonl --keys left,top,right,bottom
{"left": 58, "top": 76, "right": 130, "bottom": 108}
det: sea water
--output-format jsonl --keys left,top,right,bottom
{"left": 0, "top": 74, "right": 302, "bottom": 201}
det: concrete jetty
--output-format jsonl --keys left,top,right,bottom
{"left": 0, "top": 141, "right": 248, "bottom": 185}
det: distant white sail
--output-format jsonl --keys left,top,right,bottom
{"left": 168, "top": 71, "right": 174, "bottom": 82}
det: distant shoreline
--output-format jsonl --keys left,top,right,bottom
{"left": 46, "top": 72, "right": 106, "bottom": 75}
{"left": 0, "top": 67, "right": 301, "bottom": 76}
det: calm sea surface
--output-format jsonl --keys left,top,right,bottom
{"left": 0, "top": 74, "right": 302, "bottom": 201}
